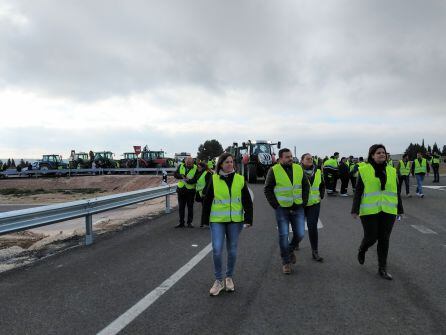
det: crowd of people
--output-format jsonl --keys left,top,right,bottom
{"left": 172, "top": 147, "right": 442, "bottom": 296}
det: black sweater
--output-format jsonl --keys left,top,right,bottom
{"left": 264, "top": 164, "right": 310, "bottom": 209}
{"left": 201, "top": 172, "right": 253, "bottom": 226}
{"left": 351, "top": 174, "right": 404, "bottom": 215}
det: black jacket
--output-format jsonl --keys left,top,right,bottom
{"left": 264, "top": 163, "right": 309, "bottom": 209}
{"left": 351, "top": 174, "right": 403, "bottom": 215}
{"left": 201, "top": 172, "right": 253, "bottom": 226}
{"left": 339, "top": 162, "right": 350, "bottom": 178}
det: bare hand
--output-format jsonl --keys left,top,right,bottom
{"left": 243, "top": 223, "right": 252, "bottom": 228}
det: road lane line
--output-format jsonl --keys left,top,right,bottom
{"left": 97, "top": 243, "right": 212, "bottom": 335}
{"left": 410, "top": 225, "right": 438, "bottom": 234}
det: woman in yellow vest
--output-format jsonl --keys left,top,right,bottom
{"left": 201, "top": 153, "right": 253, "bottom": 296}
{"left": 301, "top": 153, "right": 325, "bottom": 262}
{"left": 351, "top": 144, "right": 403, "bottom": 280}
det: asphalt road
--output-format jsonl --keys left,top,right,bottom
{"left": 0, "top": 178, "right": 445, "bottom": 334}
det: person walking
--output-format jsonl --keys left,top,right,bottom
{"left": 201, "top": 153, "right": 253, "bottom": 296}
{"left": 431, "top": 153, "right": 441, "bottom": 183}
{"left": 397, "top": 154, "right": 411, "bottom": 197}
{"left": 301, "top": 153, "right": 325, "bottom": 262}
{"left": 349, "top": 158, "right": 359, "bottom": 192}
{"left": 411, "top": 152, "right": 430, "bottom": 198}
{"left": 351, "top": 144, "right": 403, "bottom": 280}
{"left": 323, "top": 152, "right": 339, "bottom": 195}
{"left": 174, "top": 157, "right": 198, "bottom": 228}
{"left": 339, "top": 157, "right": 350, "bottom": 196}
{"left": 264, "top": 148, "right": 309, "bottom": 274}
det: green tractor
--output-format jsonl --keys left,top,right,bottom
{"left": 93, "top": 151, "right": 118, "bottom": 169}
{"left": 69, "top": 152, "right": 92, "bottom": 169}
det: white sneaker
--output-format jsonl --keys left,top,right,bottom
{"left": 340, "top": 193, "right": 349, "bottom": 197}
{"left": 420, "top": 193, "right": 424, "bottom": 198}
{"left": 225, "top": 277, "right": 235, "bottom": 292}
{"left": 209, "top": 280, "right": 224, "bottom": 296}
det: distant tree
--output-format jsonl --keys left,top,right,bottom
{"left": 6, "top": 158, "right": 11, "bottom": 168}
{"left": 421, "top": 139, "right": 426, "bottom": 151}
{"left": 11, "top": 159, "right": 16, "bottom": 167}
{"left": 197, "top": 139, "right": 224, "bottom": 161}
{"left": 427, "top": 145, "right": 432, "bottom": 154}
{"left": 442, "top": 145, "right": 446, "bottom": 156}
{"left": 432, "top": 142, "right": 440, "bottom": 154}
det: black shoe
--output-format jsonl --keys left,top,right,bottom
{"left": 175, "top": 224, "right": 185, "bottom": 228}
{"left": 378, "top": 268, "right": 393, "bottom": 280}
{"left": 293, "top": 243, "right": 300, "bottom": 251}
{"left": 199, "top": 224, "right": 204, "bottom": 228}
{"left": 357, "top": 249, "right": 365, "bottom": 265}
{"left": 312, "top": 251, "right": 324, "bottom": 262}
{"left": 187, "top": 224, "right": 194, "bottom": 228}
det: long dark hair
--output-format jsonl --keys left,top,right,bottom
{"left": 216, "top": 152, "right": 235, "bottom": 174}
{"left": 367, "top": 144, "right": 387, "bottom": 164}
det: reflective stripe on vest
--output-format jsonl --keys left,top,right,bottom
{"left": 414, "top": 158, "right": 427, "bottom": 174}
{"left": 178, "top": 164, "right": 197, "bottom": 189}
{"left": 359, "top": 164, "right": 398, "bottom": 216}
{"left": 432, "top": 157, "right": 440, "bottom": 164}
{"left": 210, "top": 173, "right": 245, "bottom": 222}
{"left": 272, "top": 163, "right": 303, "bottom": 207}
{"left": 307, "top": 169, "right": 322, "bottom": 207}
{"left": 399, "top": 160, "right": 410, "bottom": 176}
{"left": 196, "top": 171, "right": 209, "bottom": 196}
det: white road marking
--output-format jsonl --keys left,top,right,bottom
{"left": 248, "top": 187, "right": 254, "bottom": 201}
{"left": 422, "top": 186, "right": 446, "bottom": 191}
{"left": 410, "top": 225, "right": 438, "bottom": 235}
{"left": 191, "top": 244, "right": 198, "bottom": 247}
{"left": 97, "top": 243, "right": 213, "bottom": 335}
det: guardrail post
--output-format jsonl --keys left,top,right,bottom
{"left": 85, "top": 214, "right": 94, "bottom": 245}
{"left": 165, "top": 192, "right": 171, "bottom": 213}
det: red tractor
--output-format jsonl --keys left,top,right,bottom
{"left": 230, "top": 140, "right": 281, "bottom": 183}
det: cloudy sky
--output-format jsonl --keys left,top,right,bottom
{"left": 1, "top": 0, "right": 445, "bottom": 159}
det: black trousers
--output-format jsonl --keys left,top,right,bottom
{"left": 432, "top": 164, "right": 440, "bottom": 182}
{"left": 324, "top": 170, "right": 338, "bottom": 192}
{"left": 304, "top": 203, "right": 320, "bottom": 251}
{"left": 340, "top": 175, "right": 349, "bottom": 194}
{"left": 398, "top": 175, "right": 410, "bottom": 195}
{"left": 359, "top": 212, "right": 395, "bottom": 268}
{"left": 178, "top": 190, "right": 195, "bottom": 225}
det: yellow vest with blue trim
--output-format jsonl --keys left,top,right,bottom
{"left": 359, "top": 164, "right": 398, "bottom": 216}
{"left": 210, "top": 173, "right": 245, "bottom": 223}
{"left": 272, "top": 163, "right": 303, "bottom": 207}
{"left": 307, "top": 169, "right": 322, "bottom": 207}
{"left": 178, "top": 164, "right": 197, "bottom": 189}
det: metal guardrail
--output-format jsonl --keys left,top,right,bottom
{"left": 0, "top": 184, "right": 177, "bottom": 245}
{"left": 0, "top": 167, "right": 177, "bottom": 177}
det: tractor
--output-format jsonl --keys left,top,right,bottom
{"left": 35, "top": 155, "right": 69, "bottom": 172}
{"left": 93, "top": 151, "right": 118, "bottom": 169}
{"left": 69, "top": 152, "right": 91, "bottom": 169}
{"left": 141, "top": 147, "right": 175, "bottom": 168}
{"left": 230, "top": 140, "right": 281, "bottom": 183}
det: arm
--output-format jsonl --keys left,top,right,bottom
{"left": 410, "top": 161, "right": 415, "bottom": 176}
{"left": 319, "top": 173, "right": 326, "bottom": 200}
{"left": 241, "top": 184, "right": 253, "bottom": 225}
{"left": 397, "top": 176, "right": 404, "bottom": 215}
{"left": 301, "top": 174, "right": 310, "bottom": 206}
{"left": 174, "top": 165, "right": 184, "bottom": 179}
{"left": 351, "top": 174, "right": 364, "bottom": 214}
{"left": 264, "top": 168, "right": 280, "bottom": 209}
{"left": 201, "top": 178, "right": 214, "bottom": 226}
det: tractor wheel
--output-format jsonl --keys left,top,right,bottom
{"left": 247, "top": 164, "right": 257, "bottom": 184}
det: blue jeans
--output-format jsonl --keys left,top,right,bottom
{"left": 210, "top": 223, "right": 243, "bottom": 281}
{"left": 275, "top": 206, "right": 305, "bottom": 265}
{"left": 415, "top": 174, "right": 424, "bottom": 194}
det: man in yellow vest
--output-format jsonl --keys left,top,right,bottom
{"left": 431, "top": 153, "right": 441, "bottom": 183}
{"left": 396, "top": 154, "right": 411, "bottom": 197}
{"left": 411, "top": 151, "right": 430, "bottom": 198}
{"left": 264, "top": 148, "right": 310, "bottom": 274}
{"left": 174, "top": 157, "right": 198, "bottom": 227}
{"left": 323, "top": 152, "right": 339, "bottom": 195}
